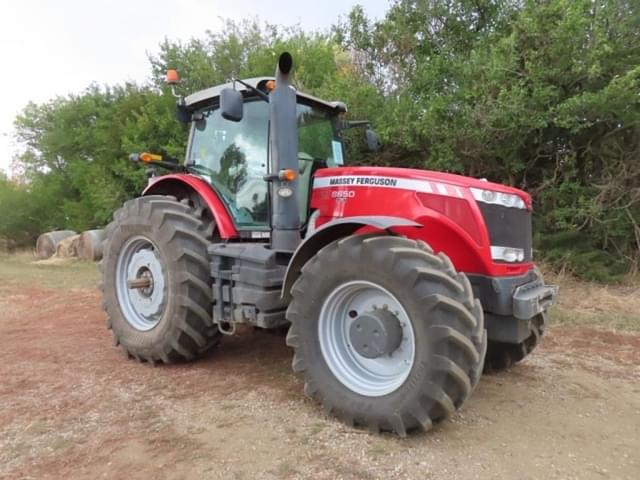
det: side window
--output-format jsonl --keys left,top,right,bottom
{"left": 189, "top": 101, "right": 270, "bottom": 227}
{"left": 297, "top": 105, "right": 334, "bottom": 162}
{"left": 297, "top": 104, "right": 338, "bottom": 221}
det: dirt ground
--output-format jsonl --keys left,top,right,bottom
{"left": 0, "top": 255, "right": 639, "bottom": 480}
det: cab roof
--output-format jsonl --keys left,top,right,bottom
{"left": 184, "top": 76, "right": 347, "bottom": 113}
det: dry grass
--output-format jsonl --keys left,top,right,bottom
{"left": 0, "top": 252, "right": 637, "bottom": 331}
{"left": 1, "top": 255, "right": 639, "bottom": 479}
{"left": 0, "top": 250, "right": 99, "bottom": 290}
{"left": 543, "top": 267, "right": 640, "bottom": 332}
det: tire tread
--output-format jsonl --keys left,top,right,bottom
{"left": 286, "top": 234, "right": 487, "bottom": 435}
{"left": 101, "top": 195, "right": 220, "bottom": 364}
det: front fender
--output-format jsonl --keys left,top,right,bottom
{"left": 281, "top": 216, "right": 421, "bottom": 298}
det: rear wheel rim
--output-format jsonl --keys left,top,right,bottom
{"left": 318, "top": 280, "right": 416, "bottom": 397}
{"left": 115, "top": 236, "right": 166, "bottom": 331}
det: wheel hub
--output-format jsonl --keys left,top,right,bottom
{"left": 349, "top": 309, "right": 403, "bottom": 359}
{"left": 318, "top": 280, "right": 416, "bottom": 397}
{"left": 132, "top": 267, "right": 154, "bottom": 297}
{"left": 126, "top": 249, "right": 165, "bottom": 318}
{"left": 115, "top": 237, "right": 166, "bottom": 331}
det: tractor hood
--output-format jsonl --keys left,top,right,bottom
{"left": 313, "top": 166, "right": 532, "bottom": 209}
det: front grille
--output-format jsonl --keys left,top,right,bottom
{"left": 478, "top": 203, "right": 533, "bottom": 262}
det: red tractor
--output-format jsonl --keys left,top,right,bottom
{"left": 101, "top": 53, "right": 556, "bottom": 435}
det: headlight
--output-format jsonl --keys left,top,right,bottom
{"left": 471, "top": 187, "right": 526, "bottom": 209}
{"left": 490, "top": 246, "right": 525, "bottom": 263}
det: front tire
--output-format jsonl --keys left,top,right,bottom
{"left": 286, "top": 235, "right": 487, "bottom": 436}
{"left": 101, "top": 195, "right": 220, "bottom": 364}
{"left": 484, "top": 313, "right": 545, "bottom": 371}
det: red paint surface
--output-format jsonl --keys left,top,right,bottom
{"left": 311, "top": 167, "right": 533, "bottom": 277}
{"left": 143, "top": 166, "right": 535, "bottom": 278}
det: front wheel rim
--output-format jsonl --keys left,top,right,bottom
{"left": 115, "top": 236, "right": 167, "bottom": 331}
{"left": 318, "top": 280, "right": 416, "bottom": 397}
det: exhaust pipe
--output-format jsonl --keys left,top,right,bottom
{"left": 269, "top": 52, "right": 301, "bottom": 252}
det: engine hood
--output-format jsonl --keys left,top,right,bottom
{"left": 314, "top": 166, "right": 531, "bottom": 206}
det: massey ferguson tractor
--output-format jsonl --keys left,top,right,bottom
{"left": 101, "top": 52, "right": 557, "bottom": 436}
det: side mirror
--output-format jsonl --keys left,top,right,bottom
{"left": 176, "top": 104, "right": 191, "bottom": 124}
{"left": 366, "top": 128, "right": 380, "bottom": 152}
{"left": 220, "top": 88, "right": 243, "bottom": 122}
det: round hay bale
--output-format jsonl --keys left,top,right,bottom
{"left": 54, "top": 234, "right": 81, "bottom": 259}
{"left": 77, "top": 229, "right": 106, "bottom": 261}
{"left": 35, "top": 230, "right": 76, "bottom": 259}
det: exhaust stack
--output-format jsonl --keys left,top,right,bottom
{"left": 269, "top": 52, "right": 301, "bottom": 252}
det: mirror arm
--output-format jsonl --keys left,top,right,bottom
{"left": 152, "top": 160, "right": 184, "bottom": 171}
{"left": 233, "top": 78, "right": 270, "bottom": 102}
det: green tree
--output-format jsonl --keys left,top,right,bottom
{"left": 11, "top": 84, "right": 182, "bottom": 232}
{"left": 337, "top": 0, "right": 640, "bottom": 280}
{"left": 5, "top": 6, "right": 638, "bottom": 280}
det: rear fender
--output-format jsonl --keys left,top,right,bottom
{"left": 281, "top": 216, "right": 420, "bottom": 298}
{"left": 143, "top": 174, "right": 238, "bottom": 239}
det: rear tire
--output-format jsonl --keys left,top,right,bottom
{"left": 101, "top": 195, "right": 220, "bottom": 364}
{"left": 286, "top": 235, "right": 487, "bottom": 436}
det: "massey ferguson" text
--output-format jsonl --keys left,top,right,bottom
{"left": 328, "top": 177, "right": 398, "bottom": 187}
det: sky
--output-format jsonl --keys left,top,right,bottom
{"left": 0, "top": 0, "right": 390, "bottom": 175}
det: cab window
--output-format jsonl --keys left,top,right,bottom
{"left": 188, "top": 101, "right": 270, "bottom": 228}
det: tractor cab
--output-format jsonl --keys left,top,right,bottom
{"left": 180, "top": 77, "right": 347, "bottom": 232}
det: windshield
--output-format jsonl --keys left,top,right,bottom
{"left": 188, "top": 99, "right": 341, "bottom": 229}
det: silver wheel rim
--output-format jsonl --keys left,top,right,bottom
{"left": 115, "top": 236, "right": 166, "bottom": 331}
{"left": 318, "top": 280, "right": 416, "bottom": 397}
